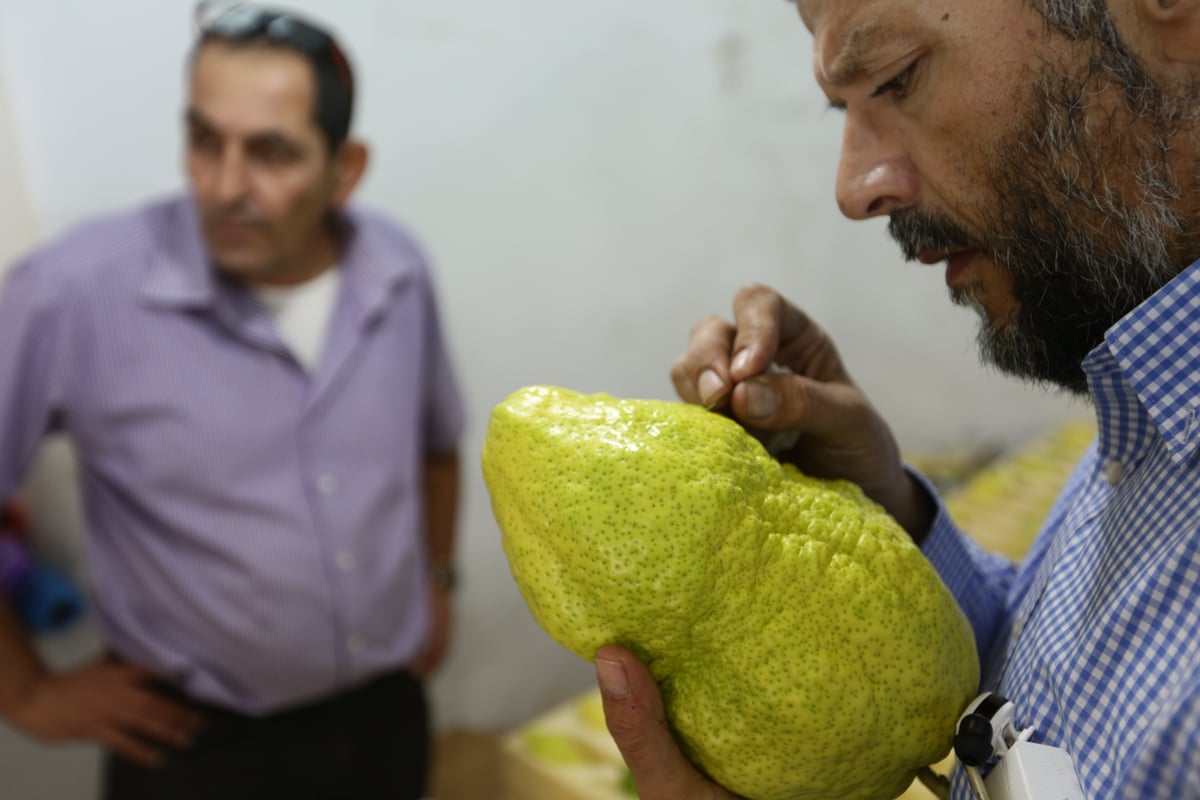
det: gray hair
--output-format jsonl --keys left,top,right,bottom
{"left": 1032, "top": 0, "right": 1112, "bottom": 38}
{"left": 1032, "top": 0, "right": 1195, "bottom": 121}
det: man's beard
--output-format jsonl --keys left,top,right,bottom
{"left": 888, "top": 41, "right": 1199, "bottom": 396}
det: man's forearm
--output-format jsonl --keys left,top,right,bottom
{"left": 422, "top": 452, "right": 460, "bottom": 569}
{"left": 0, "top": 595, "right": 47, "bottom": 718}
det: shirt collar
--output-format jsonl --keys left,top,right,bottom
{"left": 335, "top": 209, "right": 418, "bottom": 319}
{"left": 139, "top": 195, "right": 417, "bottom": 313}
{"left": 138, "top": 195, "right": 216, "bottom": 308}
{"left": 1085, "top": 258, "right": 1200, "bottom": 467}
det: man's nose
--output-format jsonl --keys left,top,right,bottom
{"left": 835, "top": 113, "right": 918, "bottom": 220}
{"left": 211, "top": 148, "right": 251, "bottom": 205}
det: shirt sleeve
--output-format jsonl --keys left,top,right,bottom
{"left": 418, "top": 276, "right": 464, "bottom": 456}
{"left": 0, "top": 253, "right": 73, "bottom": 502}
{"left": 909, "top": 467, "right": 1018, "bottom": 665}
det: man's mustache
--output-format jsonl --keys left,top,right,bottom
{"left": 204, "top": 206, "right": 269, "bottom": 228}
{"left": 888, "top": 206, "right": 980, "bottom": 261}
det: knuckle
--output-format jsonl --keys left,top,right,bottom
{"left": 688, "top": 314, "right": 724, "bottom": 341}
{"left": 99, "top": 731, "right": 124, "bottom": 754}
{"left": 734, "top": 282, "right": 774, "bottom": 306}
{"left": 733, "top": 282, "right": 762, "bottom": 300}
{"left": 604, "top": 705, "right": 647, "bottom": 743}
{"left": 611, "top": 725, "right": 657, "bottom": 764}
{"left": 604, "top": 707, "right": 667, "bottom": 763}
{"left": 125, "top": 694, "right": 153, "bottom": 716}
{"left": 777, "top": 372, "right": 808, "bottom": 406}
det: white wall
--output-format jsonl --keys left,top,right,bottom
{"left": 0, "top": 0, "right": 1084, "bottom": 742}
{"left": 0, "top": 57, "right": 34, "bottom": 262}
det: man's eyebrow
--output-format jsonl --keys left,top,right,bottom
{"left": 246, "top": 131, "right": 303, "bottom": 151}
{"left": 821, "top": 22, "right": 894, "bottom": 88}
{"left": 185, "top": 108, "right": 215, "bottom": 130}
{"left": 184, "top": 109, "right": 298, "bottom": 148}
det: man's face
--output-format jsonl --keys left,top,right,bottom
{"left": 186, "top": 42, "right": 339, "bottom": 283}
{"left": 800, "top": 0, "right": 1200, "bottom": 394}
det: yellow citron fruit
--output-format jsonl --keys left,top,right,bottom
{"left": 575, "top": 692, "right": 609, "bottom": 733}
{"left": 521, "top": 729, "right": 593, "bottom": 765}
{"left": 482, "top": 386, "right": 980, "bottom": 800}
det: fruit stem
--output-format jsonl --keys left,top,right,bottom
{"left": 917, "top": 766, "right": 950, "bottom": 799}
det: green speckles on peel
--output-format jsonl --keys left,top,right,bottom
{"left": 482, "top": 386, "right": 980, "bottom": 800}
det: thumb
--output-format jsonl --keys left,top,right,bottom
{"left": 736, "top": 371, "right": 861, "bottom": 441}
{"left": 594, "top": 645, "right": 726, "bottom": 800}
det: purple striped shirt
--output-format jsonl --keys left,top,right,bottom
{"left": 0, "top": 194, "right": 464, "bottom": 714}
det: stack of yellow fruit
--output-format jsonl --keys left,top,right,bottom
{"left": 501, "top": 690, "right": 635, "bottom": 800}
{"left": 944, "top": 419, "right": 1096, "bottom": 560}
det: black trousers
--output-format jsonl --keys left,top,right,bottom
{"left": 103, "top": 670, "right": 429, "bottom": 800}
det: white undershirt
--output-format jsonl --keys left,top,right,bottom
{"left": 251, "top": 266, "right": 342, "bottom": 373}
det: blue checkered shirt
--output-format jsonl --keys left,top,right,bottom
{"left": 922, "top": 260, "right": 1200, "bottom": 799}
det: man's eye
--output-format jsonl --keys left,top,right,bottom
{"left": 189, "top": 130, "right": 219, "bottom": 151}
{"left": 871, "top": 62, "right": 918, "bottom": 100}
{"left": 252, "top": 142, "right": 298, "bottom": 164}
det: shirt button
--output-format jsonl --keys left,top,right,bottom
{"left": 335, "top": 551, "right": 357, "bottom": 572}
{"left": 316, "top": 473, "right": 338, "bottom": 495}
{"left": 346, "top": 634, "right": 366, "bottom": 655}
{"left": 1103, "top": 459, "right": 1125, "bottom": 485}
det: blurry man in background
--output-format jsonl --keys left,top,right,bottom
{"left": 0, "top": 4, "right": 463, "bottom": 799}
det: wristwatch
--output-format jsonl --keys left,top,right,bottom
{"left": 428, "top": 562, "right": 457, "bottom": 592}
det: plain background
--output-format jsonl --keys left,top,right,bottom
{"left": 0, "top": 1, "right": 1082, "bottom": 796}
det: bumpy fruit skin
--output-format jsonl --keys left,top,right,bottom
{"left": 482, "top": 386, "right": 980, "bottom": 800}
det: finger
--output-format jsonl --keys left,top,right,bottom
{"left": 108, "top": 661, "right": 173, "bottom": 689}
{"left": 732, "top": 371, "right": 858, "bottom": 440}
{"left": 410, "top": 612, "right": 450, "bottom": 678}
{"left": 410, "top": 636, "right": 446, "bottom": 677}
{"left": 671, "top": 316, "right": 736, "bottom": 407}
{"left": 729, "top": 286, "right": 848, "bottom": 384}
{"left": 774, "top": 312, "right": 850, "bottom": 384}
{"left": 727, "top": 284, "right": 787, "bottom": 381}
{"left": 409, "top": 649, "right": 436, "bottom": 678}
{"left": 122, "top": 708, "right": 200, "bottom": 749}
{"left": 419, "top": 651, "right": 444, "bottom": 676}
{"left": 114, "top": 689, "right": 205, "bottom": 747}
{"left": 100, "top": 727, "right": 165, "bottom": 768}
{"left": 595, "top": 645, "right": 723, "bottom": 800}
{"left": 111, "top": 666, "right": 206, "bottom": 731}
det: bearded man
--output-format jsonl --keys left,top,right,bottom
{"left": 594, "top": 1, "right": 1200, "bottom": 797}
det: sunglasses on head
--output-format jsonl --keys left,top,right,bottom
{"left": 193, "top": 2, "right": 351, "bottom": 88}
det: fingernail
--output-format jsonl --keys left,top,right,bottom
{"left": 731, "top": 349, "right": 752, "bottom": 377}
{"left": 745, "top": 379, "right": 778, "bottom": 419}
{"left": 698, "top": 370, "right": 725, "bottom": 406}
{"left": 596, "top": 658, "right": 629, "bottom": 699}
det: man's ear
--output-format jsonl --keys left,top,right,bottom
{"left": 1135, "top": 0, "right": 1200, "bottom": 66}
{"left": 330, "top": 140, "right": 369, "bottom": 207}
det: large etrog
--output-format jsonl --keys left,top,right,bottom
{"left": 482, "top": 385, "right": 979, "bottom": 800}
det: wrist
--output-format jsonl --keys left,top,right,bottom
{"left": 880, "top": 472, "right": 937, "bottom": 544}
{"left": 427, "top": 561, "right": 457, "bottom": 593}
{"left": 0, "top": 668, "right": 48, "bottom": 722}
